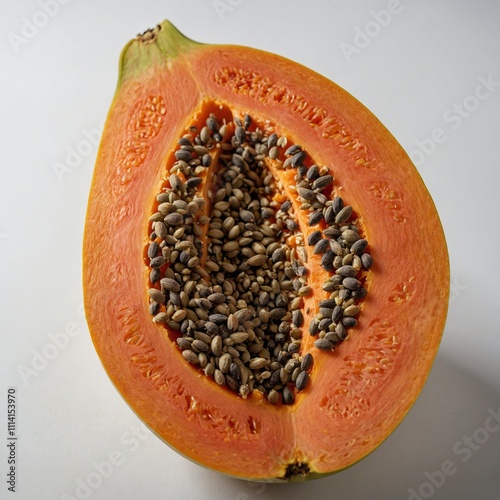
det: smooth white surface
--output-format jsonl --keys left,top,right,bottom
{"left": 1, "top": 1, "right": 500, "bottom": 499}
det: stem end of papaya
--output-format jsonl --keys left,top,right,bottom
{"left": 118, "top": 20, "right": 200, "bottom": 86}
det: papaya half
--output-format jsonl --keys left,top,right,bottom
{"left": 83, "top": 20, "right": 449, "bottom": 481}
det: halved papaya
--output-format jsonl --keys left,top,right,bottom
{"left": 83, "top": 21, "right": 449, "bottom": 481}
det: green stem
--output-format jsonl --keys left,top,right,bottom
{"left": 117, "top": 20, "right": 201, "bottom": 86}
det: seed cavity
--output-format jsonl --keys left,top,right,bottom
{"left": 145, "top": 109, "right": 373, "bottom": 405}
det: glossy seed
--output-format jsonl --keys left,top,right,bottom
{"left": 208, "top": 293, "right": 226, "bottom": 305}
{"left": 222, "top": 240, "right": 240, "bottom": 252}
{"left": 343, "top": 317, "right": 357, "bottom": 328}
{"left": 149, "top": 268, "right": 160, "bottom": 283}
{"left": 313, "top": 238, "right": 330, "bottom": 255}
{"left": 171, "top": 309, "right": 187, "bottom": 322}
{"left": 234, "top": 308, "right": 252, "bottom": 323}
{"left": 227, "top": 313, "right": 239, "bottom": 332}
{"left": 306, "top": 165, "right": 319, "bottom": 181}
{"left": 296, "top": 166, "right": 307, "bottom": 180}
{"left": 230, "top": 332, "right": 249, "bottom": 344}
{"left": 352, "top": 254, "right": 362, "bottom": 271}
{"left": 249, "top": 357, "right": 268, "bottom": 370}
{"left": 219, "top": 353, "right": 232, "bottom": 373}
{"left": 211, "top": 336, "right": 223, "bottom": 356}
{"left": 247, "top": 254, "right": 267, "bottom": 266}
{"left": 268, "top": 389, "right": 280, "bottom": 405}
{"left": 309, "top": 320, "right": 319, "bottom": 335}
{"left": 226, "top": 375, "right": 239, "bottom": 392}
{"left": 176, "top": 337, "right": 192, "bottom": 350}
{"left": 235, "top": 126, "right": 246, "bottom": 143}
{"left": 194, "top": 331, "right": 212, "bottom": 344}
{"left": 319, "top": 317, "right": 333, "bottom": 331}
{"left": 361, "top": 253, "right": 373, "bottom": 269}
{"left": 269, "top": 308, "right": 287, "bottom": 320}
{"left": 148, "top": 288, "right": 166, "bottom": 304}
{"left": 165, "top": 212, "right": 183, "bottom": 226}
{"left": 160, "top": 277, "right": 180, "bottom": 292}
{"left": 351, "top": 238, "right": 368, "bottom": 254}
{"left": 332, "top": 305, "right": 343, "bottom": 323}
{"left": 267, "top": 133, "right": 278, "bottom": 148}
{"left": 324, "top": 205, "right": 335, "bottom": 225}
{"left": 320, "top": 307, "right": 334, "bottom": 318}
{"left": 342, "top": 229, "right": 361, "bottom": 243}
{"left": 319, "top": 299, "right": 336, "bottom": 308}
{"left": 186, "top": 177, "right": 203, "bottom": 190}
{"left": 280, "top": 200, "right": 291, "bottom": 212}
{"left": 332, "top": 196, "right": 343, "bottom": 213}
{"left": 269, "top": 146, "right": 280, "bottom": 159}
{"left": 344, "top": 305, "right": 360, "bottom": 317}
{"left": 284, "top": 359, "right": 300, "bottom": 374}
{"left": 285, "top": 144, "right": 302, "bottom": 156}
{"left": 313, "top": 175, "right": 333, "bottom": 191}
{"left": 207, "top": 116, "right": 219, "bottom": 132}
{"left": 200, "top": 126, "right": 211, "bottom": 144}
{"left": 336, "top": 265, "right": 357, "bottom": 277}
{"left": 169, "top": 174, "right": 183, "bottom": 191}
{"left": 201, "top": 153, "right": 212, "bottom": 167}
{"left": 229, "top": 363, "right": 241, "bottom": 381}
{"left": 197, "top": 353, "right": 208, "bottom": 369}
{"left": 175, "top": 149, "right": 192, "bottom": 162}
{"left": 329, "top": 239, "right": 343, "bottom": 256}
{"left": 203, "top": 363, "right": 215, "bottom": 378}
{"left": 243, "top": 113, "right": 252, "bottom": 129}
{"left": 149, "top": 301, "right": 160, "bottom": 315}
{"left": 314, "top": 338, "right": 333, "bottom": 351}
{"left": 335, "top": 322, "right": 347, "bottom": 339}
{"left": 321, "top": 250, "right": 335, "bottom": 268}
{"left": 149, "top": 256, "right": 165, "bottom": 268}
{"left": 239, "top": 209, "right": 254, "bottom": 222}
{"left": 232, "top": 153, "right": 246, "bottom": 169}
{"left": 153, "top": 312, "right": 169, "bottom": 323}
{"left": 297, "top": 187, "right": 316, "bottom": 201}
{"left": 308, "top": 211, "right": 324, "bottom": 226}
{"left": 335, "top": 205, "right": 353, "bottom": 224}
{"left": 147, "top": 242, "right": 159, "bottom": 259}
{"left": 301, "top": 353, "right": 314, "bottom": 371}
{"left": 307, "top": 231, "right": 322, "bottom": 246}
{"left": 291, "top": 151, "right": 306, "bottom": 167}
{"left": 154, "top": 221, "right": 168, "bottom": 239}
{"left": 271, "top": 248, "right": 285, "bottom": 263}
{"left": 182, "top": 350, "right": 199, "bottom": 364}
{"left": 214, "top": 369, "right": 225, "bottom": 386}
{"left": 192, "top": 338, "right": 209, "bottom": 353}
{"left": 323, "top": 227, "right": 341, "bottom": 239}
{"left": 292, "top": 310, "right": 304, "bottom": 327}
{"left": 353, "top": 288, "right": 368, "bottom": 299}
{"left": 325, "top": 332, "right": 341, "bottom": 344}
{"left": 343, "top": 277, "right": 361, "bottom": 290}
{"left": 295, "top": 371, "right": 310, "bottom": 391}
{"left": 282, "top": 386, "right": 295, "bottom": 405}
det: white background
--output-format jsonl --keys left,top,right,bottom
{"left": 1, "top": 1, "right": 500, "bottom": 499}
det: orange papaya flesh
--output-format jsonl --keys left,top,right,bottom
{"left": 83, "top": 21, "right": 449, "bottom": 481}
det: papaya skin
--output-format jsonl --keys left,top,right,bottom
{"left": 83, "top": 20, "right": 449, "bottom": 481}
